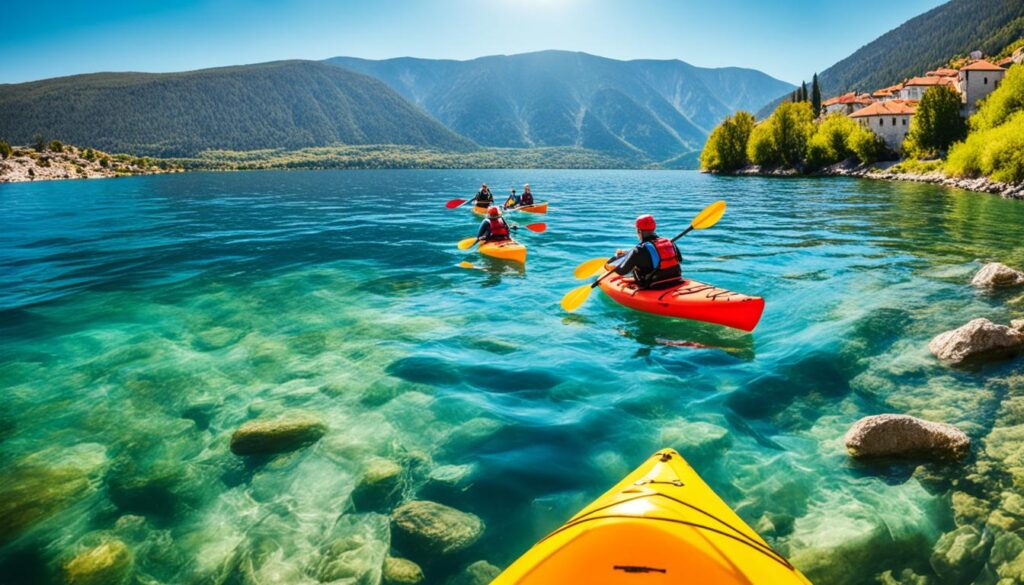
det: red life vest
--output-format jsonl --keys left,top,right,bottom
{"left": 488, "top": 218, "right": 509, "bottom": 237}
{"left": 646, "top": 237, "right": 679, "bottom": 270}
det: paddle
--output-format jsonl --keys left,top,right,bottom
{"left": 457, "top": 261, "right": 481, "bottom": 270}
{"left": 560, "top": 200, "right": 726, "bottom": 313}
{"left": 457, "top": 223, "right": 547, "bottom": 250}
{"left": 445, "top": 195, "right": 479, "bottom": 209}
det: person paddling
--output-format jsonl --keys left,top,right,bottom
{"left": 520, "top": 184, "right": 534, "bottom": 207}
{"left": 611, "top": 215, "right": 683, "bottom": 289}
{"left": 474, "top": 184, "right": 494, "bottom": 212}
{"left": 477, "top": 206, "right": 512, "bottom": 242}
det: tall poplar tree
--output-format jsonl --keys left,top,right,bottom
{"left": 811, "top": 73, "right": 822, "bottom": 115}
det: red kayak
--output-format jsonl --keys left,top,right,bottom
{"left": 599, "top": 274, "right": 765, "bottom": 331}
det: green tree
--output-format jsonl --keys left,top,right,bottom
{"left": 811, "top": 74, "right": 822, "bottom": 116}
{"left": 699, "top": 111, "right": 756, "bottom": 172}
{"left": 968, "top": 64, "right": 1024, "bottom": 131}
{"left": 48, "top": 140, "right": 64, "bottom": 153}
{"left": 848, "top": 125, "right": 885, "bottom": 164}
{"left": 903, "top": 86, "right": 967, "bottom": 157}
{"left": 0, "top": 140, "right": 12, "bottom": 159}
{"left": 32, "top": 133, "right": 47, "bottom": 152}
{"left": 806, "top": 113, "right": 860, "bottom": 168}
{"left": 746, "top": 101, "right": 815, "bottom": 167}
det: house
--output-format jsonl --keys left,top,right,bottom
{"left": 898, "top": 76, "right": 957, "bottom": 100}
{"left": 925, "top": 68, "right": 959, "bottom": 78}
{"left": 958, "top": 59, "right": 1007, "bottom": 114}
{"left": 849, "top": 100, "right": 917, "bottom": 151}
{"left": 822, "top": 92, "right": 875, "bottom": 115}
{"left": 872, "top": 84, "right": 903, "bottom": 101}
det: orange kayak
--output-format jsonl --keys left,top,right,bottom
{"left": 479, "top": 239, "right": 527, "bottom": 263}
{"left": 508, "top": 202, "right": 548, "bottom": 214}
{"left": 599, "top": 274, "right": 764, "bottom": 331}
{"left": 493, "top": 449, "right": 810, "bottom": 584}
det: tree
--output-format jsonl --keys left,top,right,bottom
{"left": 700, "top": 111, "right": 756, "bottom": 172}
{"left": 746, "top": 101, "right": 815, "bottom": 167}
{"left": 968, "top": 64, "right": 1024, "bottom": 132}
{"left": 49, "top": 140, "right": 64, "bottom": 153}
{"left": 903, "top": 86, "right": 967, "bottom": 157}
{"left": 0, "top": 140, "right": 11, "bottom": 159}
{"left": 801, "top": 81, "right": 809, "bottom": 103}
{"left": 32, "top": 133, "right": 47, "bottom": 152}
{"left": 811, "top": 73, "right": 822, "bottom": 116}
{"left": 848, "top": 125, "right": 885, "bottom": 164}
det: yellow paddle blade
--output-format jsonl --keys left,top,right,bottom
{"left": 457, "top": 261, "right": 476, "bottom": 269}
{"left": 691, "top": 200, "right": 726, "bottom": 230}
{"left": 457, "top": 237, "right": 479, "bottom": 250}
{"left": 560, "top": 283, "right": 594, "bottom": 312}
{"left": 573, "top": 257, "right": 609, "bottom": 279}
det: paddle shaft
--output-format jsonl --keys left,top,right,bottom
{"left": 589, "top": 224, "right": 693, "bottom": 289}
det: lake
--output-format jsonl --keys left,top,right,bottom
{"left": 2, "top": 170, "right": 1023, "bottom": 584}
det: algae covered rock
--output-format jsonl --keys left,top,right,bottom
{"left": 63, "top": 538, "right": 133, "bottom": 585}
{"left": 391, "top": 500, "right": 484, "bottom": 557}
{"left": 929, "top": 525, "right": 990, "bottom": 583}
{"left": 229, "top": 413, "right": 326, "bottom": 456}
{"left": 421, "top": 464, "right": 478, "bottom": 502}
{"left": 352, "top": 458, "right": 404, "bottom": 512}
{"left": 929, "top": 318, "right": 1024, "bottom": 365}
{"left": 383, "top": 556, "right": 425, "bottom": 585}
{"left": 972, "top": 262, "right": 1024, "bottom": 289}
{"left": 844, "top": 414, "right": 969, "bottom": 460}
{"left": 447, "top": 560, "right": 501, "bottom": 585}
{"left": 312, "top": 513, "right": 389, "bottom": 584}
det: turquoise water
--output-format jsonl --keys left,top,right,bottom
{"left": 2, "top": 170, "right": 1024, "bottom": 584}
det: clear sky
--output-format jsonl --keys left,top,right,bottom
{"left": 1, "top": 0, "right": 947, "bottom": 85}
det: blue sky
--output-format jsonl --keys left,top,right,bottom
{"left": 1, "top": 0, "right": 946, "bottom": 84}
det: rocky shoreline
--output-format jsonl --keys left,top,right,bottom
{"left": 0, "top": 144, "right": 182, "bottom": 183}
{"left": 725, "top": 161, "right": 1024, "bottom": 200}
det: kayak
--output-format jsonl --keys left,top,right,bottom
{"left": 479, "top": 239, "right": 526, "bottom": 263}
{"left": 506, "top": 202, "right": 548, "bottom": 214}
{"left": 492, "top": 448, "right": 811, "bottom": 585}
{"left": 599, "top": 274, "right": 765, "bottom": 332}
{"left": 471, "top": 205, "right": 489, "bottom": 215}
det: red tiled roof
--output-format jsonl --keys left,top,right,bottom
{"left": 823, "top": 92, "right": 874, "bottom": 106}
{"left": 926, "top": 68, "right": 959, "bottom": 77}
{"left": 997, "top": 56, "right": 1014, "bottom": 67}
{"left": 849, "top": 100, "right": 917, "bottom": 118}
{"left": 960, "top": 59, "right": 1005, "bottom": 71}
{"left": 903, "top": 76, "right": 957, "bottom": 87}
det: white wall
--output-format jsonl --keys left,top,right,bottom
{"left": 857, "top": 114, "right": 912, "bottom": 151}
{"left": 960, "top": 69, "right": 1005, "bottom": 114}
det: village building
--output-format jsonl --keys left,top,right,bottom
{"left": 822, "top": 92, "right": 875, "bottom": 115}
{"left": 898, "top": 76, "right": 957, "bottom": 100}
{"left": 958, "top": 59, "right": 1007, "bottom": 115}
{"left": 872, "top": 84, "right": 903, "bottom": 101}
{"left": 849, "top": 100, "right": 917, "bottom": 151}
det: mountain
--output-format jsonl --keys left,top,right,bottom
{"left": 757, "top": 0, "right": 1024, "bottom": 116}
{"left": 327, "top": 51, "right": 794, "bottom": 163}
{"left": 0, "top": 60, "right": 475, "bottom": 157}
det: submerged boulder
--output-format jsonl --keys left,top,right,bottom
{"left": 391, "top": 500, "right": 484, "bottom": 557}
{"left": 63, "top": 538, "right": 133, "bottom": 585}
{"left": 930, "top": 525, "right": 990, "bottom": 583}
{"left": 844, "top": 414, "right": 970, "bottom": 460}
{"left": 447, "top": 560, "right": 501, "bottom": 585}
{"left": 972, "top": 262, "right": 1024, "bottom": 289}
{"left": 312, "top": 513, "right": 389, "bottom": 584}
{"left": 383, "top": 557, "right": 425, "bottom": 585}
{"left": 351, "top": 458, "right": 404, "bottom": 512}
{"left": 229, "top": 413, "right": 326, "bottom": 456}
{"left": 929, "top": 318, "right": 1024, "bottom": 365}
{"left": 659, "top": 420, "right": 732, "bottom": 459}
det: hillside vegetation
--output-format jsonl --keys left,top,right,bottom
{"left": 329, "top": 51, "right": 793, "bottom": 165}
{"left": 0, "top": 61, "right": 475, "bottom": 157}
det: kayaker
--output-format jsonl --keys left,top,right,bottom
{"left": 504, "top": 187, "right": 520, "bottom": 209}
{"left": 477, "top": 206, "right": 512, "bottom": 242}
{"left": 520, "top": 184, "right": 534, "bottom": 206}
{"left": 474, "top": 184, "right": 494, "bottom": 210}
{"left": 612, "top": 215, "right": 683, "bottom": 289}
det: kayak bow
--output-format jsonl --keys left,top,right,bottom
{"left": 493, "top": 449, "right": 810, "bottom": 584}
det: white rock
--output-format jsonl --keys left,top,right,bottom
{"left": 971, "top": 263, "right": 1024, "bottom": 288}
{"left": 929, "top": 318, "right": 1024, "bottom": 364}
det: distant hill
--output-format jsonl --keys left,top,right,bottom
{"left": 327, "top": 51, "right": 793, "bottom": 164}
{"left": 757, "top": 0, "right": 1024, "bottom": 117}
{"left": 0, "top": 60, "right": 475, "bottom": 157}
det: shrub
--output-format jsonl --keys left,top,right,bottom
{"left": 746, "top": 122, "right": 777, "bottom": 166}
{"left": 848, "top": 125, "right": 886, "bottom": 164}
{"left": 32, "top": 133, "right": 47, "bottom": 152}
{"left": 99, "top": 157, "right": 110, "bottom": 168}
{"left": 0, "top": 140, "right": 11, "bottom": 159}
{"left": 700, "top": 111, "right": 755, "bottom": 172}
{"left": 806, "top": 113, "right": 861, "bottom": 168}
{"left": 903, "top": 86, "right": 967, "bottom": 157}
{"left": 48, "top": 140, "right": 65, "bottom": 153}
{"left": 946, "top": 110, "right": 1024, "bottom": 183}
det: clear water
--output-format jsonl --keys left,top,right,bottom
{"left": 2, "top": 170, "right": 1023, "bottom": 584}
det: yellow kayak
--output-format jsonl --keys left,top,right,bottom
{"left": 479, "top": 239, "right": 526, "bottom": 263}
{"left": 493, "top": 449, "right": 811, "bottom": 584}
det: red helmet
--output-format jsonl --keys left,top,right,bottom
{"left": 487, "top": 206, "right": 502, "bottom": 218}
{"left": 635, "top": 215, "right": 656, "bottom": 231}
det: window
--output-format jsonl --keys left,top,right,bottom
{"left": 902, "top": 118, "right": 907, "bottom": 126}
{"left": 984, "top": 77, "right": 988, "bottom": 85}
{"left": 892, "top": 117, "right": 897, "bottom": 125}
{"left": 879, "top": 118, "right": 884, "bottom": 126}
